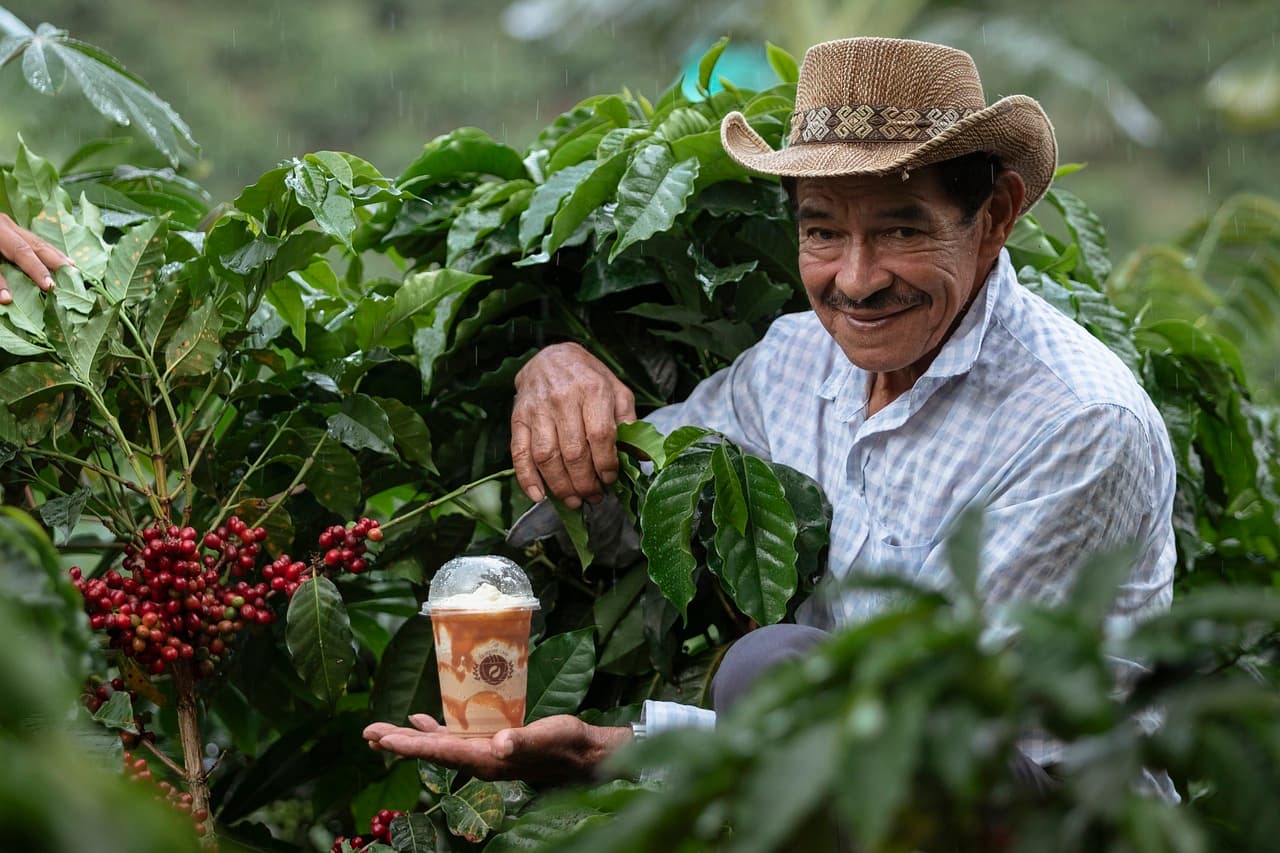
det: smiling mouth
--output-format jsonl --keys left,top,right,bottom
{"left": 839, "top": 303, "right": 921, "bottom": 324}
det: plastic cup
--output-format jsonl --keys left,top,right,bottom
{"left": 423, "top": 556, "right": 540, "bottom": 738}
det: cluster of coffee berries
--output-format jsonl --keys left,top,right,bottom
{"left": 69, "top": 519, "right": 276, "bottom": 678}
{"left": 123, "top": 752, "right": 210, "bottom": 836}
{"left": 331, "top": 809, "right": 403, "bottom": 852}
{"left": 319, "top": 518, "right": 382, "bottom": 574}
{"left": 80, "top": 676, "right": 137, "bottom": 714}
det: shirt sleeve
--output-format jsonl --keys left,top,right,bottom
{"left": 640, "top": 699, "right": 717, "bottom": 736}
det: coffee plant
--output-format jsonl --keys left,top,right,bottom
{"left": 0, "top": 11, "right": 1276, "bottom": 852}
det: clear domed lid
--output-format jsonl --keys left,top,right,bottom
{"left": 423, "top": 555, "right": 539, "bottom": 613}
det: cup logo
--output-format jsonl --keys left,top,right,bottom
{"left": 474, "top": 653, "right": 514, "bottom": 686}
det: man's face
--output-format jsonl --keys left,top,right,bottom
{"left": 795, "top": 169, "right": 994, "bottom": 376}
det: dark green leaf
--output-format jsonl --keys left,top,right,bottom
{"left": 38, "top": 487, "right": 90, "bottom": 546}
{"left": 390, "top": 813, "right": 438, "bottom": 853}
{"left": 1047, "top": 187, "right": 1112, "bottom": 286}
{"left": 303, "top": 435, "right": 362, "bottom": 519}
{"left": 712, "top": 454, "right": 798, "bottom": 625}
{"left": 730, "top": 720, "right": 843, "bottom": 853}
{"left": 518, "top": 160, "right": 596, "bottom": 252}
{"left": 663, "top": 425, "right": 714, "bottom": 460}
{"left": 640, "top": 449, "right": 714, "bottom": 616}
{"left": 33, "top": 191, "right": 109, "bottom": 279}
{"left": 543, "top": 152, "right": 628, "bottom": 255}
{"left": 481, "top": 805, "right": 608, "bottom": 852}
{"left": 616, "top": 420, "right": 666, "bottom": 468}
{"left": 352, "top": 759, "right": 422, "bottom": 830}
{"left": 610, "top": 146, "right": 699, "bottom": 261}
{"left": 0, "top": 266, "right": 48, "bottom": 337}
{"left": 374, "top": 397, "right": 437, "bottom": 474}
{"left": 525, "top": 627, "right": 596, "bottom": 721}
{"left": 285, "top": 576, "right": 355, "bottom": 707}
{"left": 399, "top": 128, "right": 527, "bottom": 188}
{"left": 327, "top": 393, "right": 397, "bottom": 455}
{"left": 0, "top": 362, "right": 79, "bottom": 406}
{"left": 710, "top": 443, "right": 748, "bottom": 535}
{"left": 442, "top": 777, "right": 505, "bottom": 843}
{"left": 370, "top": 615, "right": 441, "bottom": 724}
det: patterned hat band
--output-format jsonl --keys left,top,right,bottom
{"left": 795, "top": 104, "right": 979, "bottom": 144}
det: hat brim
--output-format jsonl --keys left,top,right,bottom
{"left": 721, "top": 95, "right": 1057, "bottom": 214}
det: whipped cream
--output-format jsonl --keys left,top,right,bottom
{"left": 428, "top": 582, "right": 537, "bottom": 611}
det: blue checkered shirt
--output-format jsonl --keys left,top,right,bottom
{"left": 639, "top": 249, "right": 1177, "bottom": 770}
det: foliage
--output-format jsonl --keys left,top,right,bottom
{"left": 534, "top": 526, "right": 1280, "bottom": 853}
{"left": 0, "top": 23, "right": 1276, "bottom": 853}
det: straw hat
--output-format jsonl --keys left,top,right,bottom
{"left": 721, "top": 37, "right": 1057, "bottom": 213}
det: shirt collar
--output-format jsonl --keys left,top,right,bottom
{"left": 817, "top": 248, "right": 1014, "bottom": 419}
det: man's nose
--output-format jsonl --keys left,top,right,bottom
{"left": 832, "top": 241, "right": 893, "bottom": 301}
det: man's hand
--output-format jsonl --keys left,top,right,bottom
{"left": 362, "top": 714, "right": 632, "bottom": 785}
{"left": 0, "top": 213, "right": 71, "bottom": 304}
{"left": 511, "top": 343, "right": 637, "bottom": 509}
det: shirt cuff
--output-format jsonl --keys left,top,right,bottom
{"left": 640, "top": 700, "right": 717, "bottom": 736}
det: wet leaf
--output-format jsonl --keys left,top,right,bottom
{"left": 525, "top": 627, "right": 596, "bottom": 721}
{"left": 609, "top": 145, "right": 699, "bottom": 261}
{"left": 285, "top": 576, "right": 355, "bottom": 708}
{"left": 327, "top": 393, "right": 396, "bottom": 456}
{"left": 38, "top": 487, "right": 90, "bottom": 546}
{"left": 390, "top": 812, "right": 438, "bottom": 852}
{"left": 91, "top": 690, "right": 137, "bottom": 733}
{"left": 418, "top": 760, "right": 457, "bottom": 796}
{"left": 640, "top": 449, "right": 713, "bottom": 617}
{"left": 442, "top": 777, "right": 504, "bottom": 843}
{"left": 711, "top": 454, "right": 797, "bottom": 625}
{"left": 162, "top": 298, "right": 221, "bottom": 377}
{"left": 550, "top": 498, "right": 593, "bottom": 573}
{"left": 101, "top": 217, "right": 165, "bottom": 305}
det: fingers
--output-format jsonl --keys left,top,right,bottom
{"left": 0, "top": 214, "right": 69, "bottom": 294}
{"left": 408, "top": 714, "right": 443, "bottom": 733}
{"left": 0, "top": 270, "right": 9, "bottom": 305}
{"left": 583, "top": 391, "right": 621, "bottom": 489}
{"left": 510, "top": 420, "right": 546, "bottom": 503}
{"left": 529, "top": 415, "right": 581, "bottom": 508}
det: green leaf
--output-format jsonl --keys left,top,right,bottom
{"left": 835, "top": 692, "right": 927, "bottom": 847}
{"left": 370, "top": 615, "right": 440, "bottom": 724}
{"left": 525, "top": 627, "right": 596, "bottom": 721}
{"left": 0, "top": 362, "right": 78, "bottom": 406}
{"left": 101, "top": 217, "right": 165, "bottom": 305}
{"left": 374, "top": 397, "right": 437, "bottom": 474}
{"left": 366, "top": 268, "right": 488, "bottom": 348}
{"left": 0, "top": 318, "right": 47, "bottom": 356}
{"left": 730, "top": 720, "right": 843, "bottom": 853}
{"left": 286, "top": 160, "right": 356, "bottom": 248}
{"left": 711, "top": 454, "right": 798, "bottom": 625}
{"left": 162, "top": 298, "right": 221, "bottom": 377}
{"left": 640, "top": 450, "right": 714, "bottom": 617}
{"left": 481, "top": 805, "right": 609, "bottom": 852}
{"left": 542, "top": 152, "right": 628, "bottom": 255}
{"left": 418, "top": 760, "right": 457, "bottom": 796}
{"left": 399, "top": 128, "right": 527, "bottom": 188}
{"left": 0, "top": 268, "right": 48, "bottom": 337}
{"left": 32, "top": 191, "right": 109, "bottom": 279}
{"left": 616, "top": 420, "right": 666, "bottom": 468}
{"left": 390, "top": 813, "right": 439, "bottom": 853}
{"left": 91, "top": 690, "right": 137, "bottom": 733}
{"left": 59, "top": 302, "right": 117, "bottom": 385}
{"left": 1047, "top": 187, "right": 1112, "bottom": 286}
{"left": 518, "top": 160, "right": 597, "bottom": 252}
{"left": 23, "top": 33, "right": 197, "bottom": 166}
{"left": 327, "top": 393, "right": 397, "bottom": 456}
{"left": 551, "top": 499, "right": 594, "bottom": 573}
{"left": 945, "top": 507, "right": 984, "bottom": 608}
{"left": 38, "top": 487, "right": 90, "bottom": 546}
{"left": 663, "top": 425, "right": 714, "bottom": 460}
{"left": 303, "top": 434, "right": 362, "bottom": 519}
{"left": 610, "top": 146, "right": 699, "bottom": 261}
{"left": 266, "top": 277, "right": 306, "bottom": 348}
{"left": 353, "top": 760, "right": 422, "bottom": 831}
{"left": 690, "top": 247, "right": 757, "bottom": 300}
{"left": 710, "top": 444, "right": 748, "bottom": 536}
{"left": 23, "top": 28, "right": 66, "bottom": 94}
{"left": 285, "top": 576, "right": 355, "bottom": 707}
{"left": 765, "top": 42, "right": 800, "bottom": 84}
{"left": 442, "top": 778, "right": 505, "bottom": 843}
{"left": 697, "top": 37, "right": 731, "bottom": 93}
{"left": 12, "top": 139, "right": 59, "bottom": 208}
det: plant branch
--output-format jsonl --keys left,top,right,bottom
{"left": 28, "top": 448, "right": 150, "bottom": 495}
{"left": 83, "top": 386, "right": 164, "bottom": 518}
{"left": 121, "top": 312, "right": 193, "bottom": 515}
{"left": 247, "top": 430, "right": 327, "bottom": 530}
{"left": 380, "top": 468, "right": 516, "bottom": 534}
{"left": 210, "top": 414, "right": 296, "bottom": 530}
{"left": 172, "top": 662, "right": 215, "bottom": 847}
{"left": 140, "top": 737, "right": 187, "bottom": 778}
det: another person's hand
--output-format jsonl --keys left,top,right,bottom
{"left": 0, "top": 213, "right": 71, "bottom": 304}
{"left": 511, "top": 343, "right": 636, "bottom": 509}
{"left": 362, "top": 714, "right": 632, "bottom": 785}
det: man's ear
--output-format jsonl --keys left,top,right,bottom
{"left": 980, "top": 169, "right": 1026, "bottom": 258}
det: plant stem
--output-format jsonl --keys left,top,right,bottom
{"left": 172, "top": 662, "right": 215, "bottom": 847}
{"left": 380, "top": 468, "right": 516, "bottom": 534}
{"left": 121, "top": 312, "right": 194, "bottom": 515}
{"left": 140, "top": 736, "right": 187, "bottom": 778}
{"left": 84, "top": 386, "right": 164, "bottom": 519}
{"left": 208, "top": 414, "right": 295, "bottom": 531}
{"left": 248, "top": 429, "right": 327, "bottom": 530}
{"left": 143, "top": 379, "right": 172, "bottom": 514}
{"left": 28, "top": 448, "right": 150, "bottom": 495}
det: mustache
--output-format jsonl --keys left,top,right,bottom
{"left": 823, "top": 290, "right": 925, "bottom": 312}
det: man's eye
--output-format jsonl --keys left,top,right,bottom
{"left": 887, "top": 227, "right": 921, "bottom": 239}
{"left": 805, "top": 228, "right": 838, "bottom": 241}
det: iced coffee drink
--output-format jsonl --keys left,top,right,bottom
{"left": 424, "top": 556, "right": 539, "bottom": 738}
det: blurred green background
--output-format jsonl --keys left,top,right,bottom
{"left": 4, "top": 0, "right": 1278, "bottom": 256}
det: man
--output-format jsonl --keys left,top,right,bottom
{"left": 363, "top": 37, "right": 1176, "bottom": 790}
